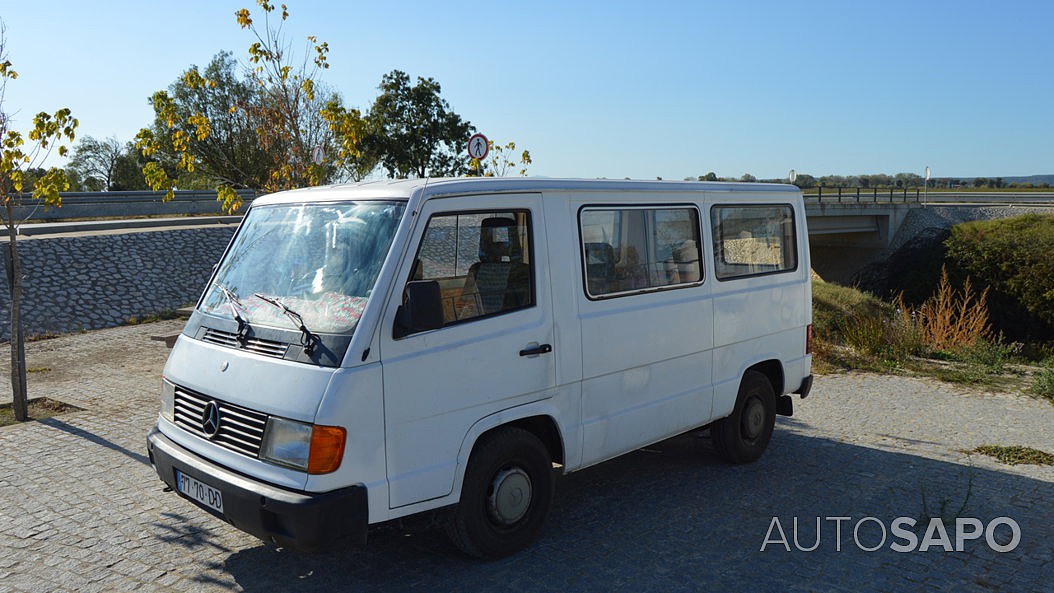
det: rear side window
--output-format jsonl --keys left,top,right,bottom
{"left": 711, "top": 204, "right": 797, "bottom": 280}
{"left": 579, "top": 206, "right": 702, "bottom": 298}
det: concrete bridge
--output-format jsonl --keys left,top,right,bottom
{"left": 805, "top": 190, "right": 1054, "bottom": 248}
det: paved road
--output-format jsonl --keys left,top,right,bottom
{"left": 1, "top": 322, "right": 1052, "bottom": 592}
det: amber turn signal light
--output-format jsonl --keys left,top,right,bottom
{"left": 307, "top": 425, "right": 347, "bottom": 474}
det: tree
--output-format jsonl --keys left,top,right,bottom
{"left": 472, "top": 139, "right": 531, "bottom": 177}
{"left": 739, "top": 173, "right": 757, "bottom": 183}
{"left": 0, "top": 27, "right": 78, "bottom": 421}
{"left": 366, "top": 69, "right": 474, "bottom": 178}
{"left": 108, "top": 143, "right": 150, "bottom": 191}
{"left": 66, "top": 135, "right": 123, "bottom": 190}
{"left": 144, "top": 52, "right": 273, "bottom": 191}
{"left": 894, "top": 172, "right": 923, "bottom": 188}
{"left": 137, "top": 1, "right": 363, "bottom": 212}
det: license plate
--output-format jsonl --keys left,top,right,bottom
{"left": 175, "top": 470, "right": 224, "bottom": 514}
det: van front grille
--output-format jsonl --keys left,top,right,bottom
{"left": 173, "top": 385, "right": 268, "bottom": 458}
{"left": 200, "top": 327, "right": 289, "bottom": 359}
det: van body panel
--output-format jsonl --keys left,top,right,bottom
{"left": 577, "top": 290, "right": 715, "bottom": 466}
{"left": 537, "top": 192, "right": 588, "bottom": 470}
{"left": 304, "top": 364, "right": 388, "bottom": 519}
{"left": 711, "top": 276, "right": 809, "bottom": 348}
{"left": 378, "top": 193, "right": 557, "bottom": 509}
{"left": 163, "top": 337, "right": 333, "bottom": 425}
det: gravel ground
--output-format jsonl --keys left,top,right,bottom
{"left": 0, "top": 322, "right": 1051, "bottom": 592}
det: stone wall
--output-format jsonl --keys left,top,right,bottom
{"left": 0, "top": 226, "right": 236, "bottom": 340}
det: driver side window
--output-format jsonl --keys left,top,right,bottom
{"left": 412, "top": 210, "right": 534, "bottom": 326}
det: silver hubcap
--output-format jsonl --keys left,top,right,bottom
{"left": 742, "top": 397, "right": 765, "bottom": 440}
{"left": 487, "top": 467, "right": 532, "bottom": 525}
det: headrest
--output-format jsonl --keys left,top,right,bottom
{"left": 479, "top": 217, "right": 520, "bottom": 263}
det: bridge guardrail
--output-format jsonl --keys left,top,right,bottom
{"left": 803, "top": 187, "right": 920, "bottom": 204}
{"left": 803, "top": 189, "right": 1054, "bottom": 206}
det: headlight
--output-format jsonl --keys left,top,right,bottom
{"left": 160, "top": 379, "right": 175, "bottom": 423}
{"left": 261, "top": 417, "right": 346, "bottom": 475}
{"left": 261, "top": 417, "right": 312, "bottom": 471}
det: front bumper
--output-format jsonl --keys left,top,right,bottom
{"left": 147, "top": 426, "right": 367, "bottom": 552}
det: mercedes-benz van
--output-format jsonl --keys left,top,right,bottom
{"left": 147, "top": 178, "right": 813, "bottom": 558}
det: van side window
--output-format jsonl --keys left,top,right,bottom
{"left": 711, "top": 204, "right": 797, "bottom": 280}
{"left": 413, "top": 210, "right": 533, "bottom": 325}
{"left": 579, "top": 207, "right": 702, "bottom": 298}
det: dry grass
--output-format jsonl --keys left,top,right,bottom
{"left": 971, "top": 445, "right": 1054, "bottom": 466}
{"left": 0, "top": 397, "right": 80, "bottom": 427}
{"left": 910, "top": 266, "right": 991, "bottom": 352}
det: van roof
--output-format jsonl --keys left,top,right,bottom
{"left": 252, "top": 177, "right": 800, "bottom": 206}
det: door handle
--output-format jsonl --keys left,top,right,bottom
{"left": 519, "top": 343, "right": 553, "bottom": 357}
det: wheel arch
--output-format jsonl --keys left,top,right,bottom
{"left": 451, "top": 404, "right": 567, "bottom": 499}
{"left": 746, "top": 359, "right": 784, "bottom": 395}
{"left": 713, "top": 356, "right": 786, "bottom": 420}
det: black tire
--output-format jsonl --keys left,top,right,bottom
{"left": 446, "top": 427, "right": 554, "bottom": 559}
{"left": 712, "top": 370, "right": 776, "bottom": 464}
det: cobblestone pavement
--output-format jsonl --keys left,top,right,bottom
{"left": 1, "top": 322, "right": 1052, "bottom": 592}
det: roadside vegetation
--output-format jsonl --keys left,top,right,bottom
{"left": 813, "top": 213, "right": 1054, "bottom": 400}
{"left": 812, "top": 275, "right": 1051, "bottom": 397}
{"left": 970, "top": 445, "right": 1054, "bottom": 466}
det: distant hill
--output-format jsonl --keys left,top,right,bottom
{"left": 1001, "top": 174, "right": 1054, "bottom": 185}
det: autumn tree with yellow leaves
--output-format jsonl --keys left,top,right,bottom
{"left": 137, "top": 1, "right": 367, "bottom": 213}
{"left": 0, "top": 25, "right": 78, "bottom": 421}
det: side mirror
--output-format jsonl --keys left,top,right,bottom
{"left": 394, "top": 280, "right": 444, "bottom": 338}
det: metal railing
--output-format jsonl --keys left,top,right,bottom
{"left": 803, "top": 187, "right": 920, "bottom": 204}
{"left": 802, "top": 189, "right": 1054, "bottom": 206}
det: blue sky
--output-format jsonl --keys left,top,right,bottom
{"left": 2, "top": 0, "right": 1051, "bottom": 180}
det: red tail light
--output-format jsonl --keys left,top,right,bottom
{"left": 806, "top": 324, "right": 813, "bottom": 354}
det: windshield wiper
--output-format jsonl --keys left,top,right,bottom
{"left": 252, "top": 293, "right": 320, "bottom": 354}
{"left": 216, "top": 284, "right": 250, "bottom": 342}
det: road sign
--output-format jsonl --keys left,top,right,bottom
{"left": 468, "top": 133, "right": 489, "bottom": 160}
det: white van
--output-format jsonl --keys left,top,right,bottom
{"left": 147, "top": 178, "right": 813, "bottom": 558}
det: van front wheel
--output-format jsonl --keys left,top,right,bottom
{"left": 712, "top": 370, "right": 776, "bottom": 463}
{"left": 446, "top": 427, "right": 554, "bottom": 559}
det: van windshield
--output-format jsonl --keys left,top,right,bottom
{"left": 199, "top": 201, "right": 406, "bottom": 334}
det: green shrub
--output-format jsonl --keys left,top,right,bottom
{"left": 812, "top": 280, "right": 889, "bottom": 339}
{"left": 945, "top": 214, "right": 1054, "bottom": 333}
{"left": 839, "top": 310, "right": 923, "bottom": 362}
{"left": 1032, "top": 368, "right": 1054, "bottom": 402}
{"left": 951, "top": 339, "right": 1020, "bottom": 375}
{"left": 839, "top": 314, "right": 887, "bottom": 355}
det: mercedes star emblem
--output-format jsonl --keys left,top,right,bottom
{"left": 201, "top": 401, "right": 221, "bottom": 439}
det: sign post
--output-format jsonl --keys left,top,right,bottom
{"left": 467, "top": 133, "right": 489, "bottom": 176}
{"left": 924, "top": 166, "right": 931, "bottom": 207}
